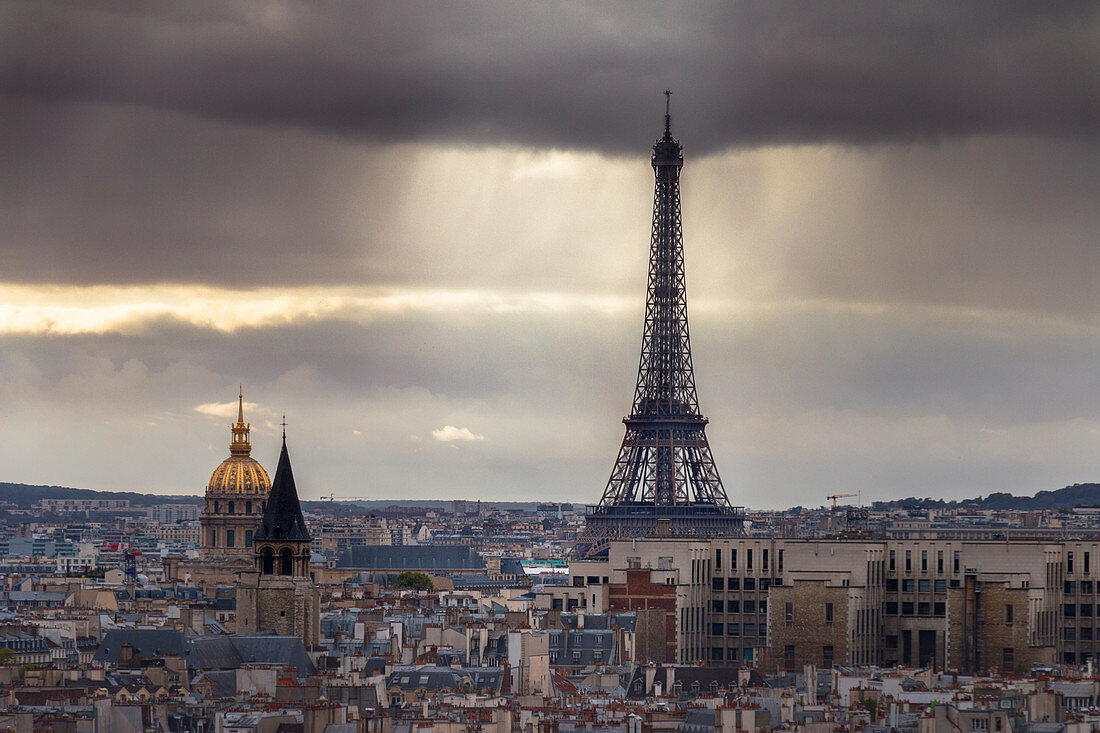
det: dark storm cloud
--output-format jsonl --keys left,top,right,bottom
{"left": 2, "top": 1, "right": 1098, "bottom": 153}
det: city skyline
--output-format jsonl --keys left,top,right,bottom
{"left": 4, "top": 3, "right": 1100, "bottom": 507}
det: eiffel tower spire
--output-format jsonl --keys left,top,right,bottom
{"left": 572, "top": 95, "right": 743, "bottom": 559}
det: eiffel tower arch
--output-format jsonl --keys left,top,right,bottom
{"left": 571, "top": 94, "right": 745, "bottom": 560}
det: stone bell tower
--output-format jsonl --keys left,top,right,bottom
{"left": 236, "top": 432, "right": 320, "bottom": 647}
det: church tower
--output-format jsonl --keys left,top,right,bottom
{"left": 236, "top": 433, "right": 320, "bottom": 647}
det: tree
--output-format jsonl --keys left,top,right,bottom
{"left": 394, "top": 571, "right": 434, "bottom": 591}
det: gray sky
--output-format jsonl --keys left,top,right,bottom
{"left": 2, "top": 1, "right": 1100, "bottom": 508}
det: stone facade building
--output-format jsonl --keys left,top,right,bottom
{"left": 540, "top": 534, "right": 1100, "bottom": 673}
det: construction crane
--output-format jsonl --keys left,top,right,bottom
{"left": 826, "top": 493, "right": 858, "bottom": 510}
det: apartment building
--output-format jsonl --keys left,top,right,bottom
{"left": 548, "top": 535, "right": 1100, "bottom": 672}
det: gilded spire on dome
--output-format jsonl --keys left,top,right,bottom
{"left": 230, "top": 387, "right": 251, "bottom": 457}
{"left": 207, "top": 387, "right": 271, "bottom": 495}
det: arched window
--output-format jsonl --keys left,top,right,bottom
{"left": 213, "top": 501, "right": 219, "bottom": 514}
{"left": 228, "top": 501, "right": 235, "bottom": 515}
{"left": 280, "top": 548, "right": 294, "bottom": 576}
{"left": 245, "top": 501, "right": 252, "bottom": 515}
{"left": 261, "top": 547, "right": 274, "bottom": 575}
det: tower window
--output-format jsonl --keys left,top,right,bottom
{"left": 214, "top": 501, "right": 219, "bottom": 514}
{"left": 261, "top": 548, "right": 274, "bottom": 575}
{"left": 245, "top": 530, "right": 253, "bottom": 547}
{"left": 246, "top": 501, "right": 252, "bottom": 515}
{"left": 228, "top": 501, "right": 235, "bottom": 515}
{"left": 281, "top": 548, "right": 293, "bottom": 576}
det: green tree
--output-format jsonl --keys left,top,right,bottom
{"left": 394, "top": 571, "right": 434, "bottom": 591}
{"left": 0, "top": 648, "right": 15, "bottom": 666}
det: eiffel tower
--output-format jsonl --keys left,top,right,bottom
{"left": 571, "top": 93, "right": 744, "bottom": 560}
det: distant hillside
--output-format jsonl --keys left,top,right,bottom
{"left": 0, "top": 482, "right": 202, "bottom": 508}
{"left": 871, "top": 483, "right": 1100, "bottom": 512}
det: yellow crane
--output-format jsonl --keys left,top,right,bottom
{"left": 826, "top": 493, "right": 858, "bottom": 510}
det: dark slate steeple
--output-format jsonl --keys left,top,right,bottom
{"left": 254, "top": 437, "right": 311, "bottom": 542}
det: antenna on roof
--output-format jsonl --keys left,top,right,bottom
{"left": 664, "top": 90, "right": 672, "bottom": 137}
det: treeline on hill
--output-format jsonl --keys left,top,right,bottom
{"left": 0, "top": 482, "right": 202, "bottom": 508}
{"left": 870, "top": 484, "right": 1100, "bottom": 512}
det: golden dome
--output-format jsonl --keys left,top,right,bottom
{"left": 206, "top": 390, "right": 271, "bottom": 496}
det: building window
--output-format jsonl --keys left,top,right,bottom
{"left": 902, "top": 602, "right": 914, "bottom": 615}
{"left": 228, "top": 501, "right": 235, "bottom": 515}
{"left": 918, "top": 602, "right": 930, "bottom": 616}
{"left": 712, "top": 623, "right": 724, "bottom": 636}
{"left": 712, "top": 600, "right": 724, "bottom": 613}
{"left": 784, "top": 645, "right": 796, "bottom": 671}
{"left": 825, "top": 603, "right": 833, "bottom": 623}
{"left": 1082, "top": 626, "right": 1094, "bottom": 641}
{"left": 934, "top": 602, "right": 946, "bottom": 616}
{"left": 1005, "top": 604, "right": 1014, "bottom": 624}
{"left": 214, "top": 501, "right": 220, "bottom": 514}
{"left": 778, "top": 549, "right": 784, "bottom": 572}
{"left": 1065, "top": 604, "right": 1077, "bottom": 618}
{"left": 728, "top": 623, "right": 739, "bottom": 636}
{"left": 747, "top": 549, "right": 753, "bottom": 571}
{"left": 1069, "top": 552, "right": 1075, "bottom": 573}
{"left": 786, "top": 602, "right": 794, "bottom": 622}
{"left": 715, "top": 548, "right": 722, "bottom": 570}
{"left": 763, "top": 549, "right": 769, "bottom": 571}
{"left": 743, "top": 578, "right": 755, "bottom": 591}
{"left": 954, "top": 551, "right": 960, "bottom": 574}
{"left": 226, "top": 530, "right": 235, "bottom": 548}
{"left": 743, "top": 600, "right": 755, "bottom": 614}
{"left": 971, "top": 719, "right": 988, "bottom": 731}
{"left": 1064, "top": 627, "right": 1076, "bottom": 640}
{"left": 938, "top": 550, "right": 944, "bottom": 573}
{"left": 280, "top": 548, "right": 294, "bottom": 576}
{"left": 1082, "top": 604, "right": 1093, "bottom": 617}
{"left": 245, "top": 530, "right": 253, "bottom": 547}
{"left": 743, "top": 623, "right": 756, "bottom": 637}
{"left": 885, "top": 602, "right": 898, "bottom": 615}
{"left": 728, "top": 578, "right": 740, "bottom": 591}
{"left": 889, "top": 550, "right": 895, "bottom": 571}
{"left": 729, "top": 600, "right": 740, "bottom": 613}
{"left": 1087, "top": 552, "right": 1091, "bottom": 574}
{"left": 886, "top": 578, "right": 898, "bottom": 591}
{"left": 935, "top": 579, "right": 947, "bottom": 593}
{"left": 921, "top": 550, "right": 928, "bottom": 572}
{"left": 731, "top": 549, "right": 737, "bottom": 570}
{"left": 713, "top": 578, "right": 724, "bottom": 591}
{"left": 918, "top": 579, "right": 931, "bottom": 592}
{"left": 823, "top": 645, "right": 834, "bottom": 669}
{"left": 902, "top": 579, "right": 915, "bottom": 592}
{"left": 711, "top": 647, "right": 724, "bottom": 661}
{"left": 1066, "top": 581, "right": 1077, "bottom": 594}
{"left": 905, "top": 550, "right": 912, "bottom": 572}
{"left": 261, "top": 548, "right": 274, "bottom": 575}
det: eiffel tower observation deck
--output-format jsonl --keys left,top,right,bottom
{"left": 571, "top": 93, "right": 745, "bottom": 560}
